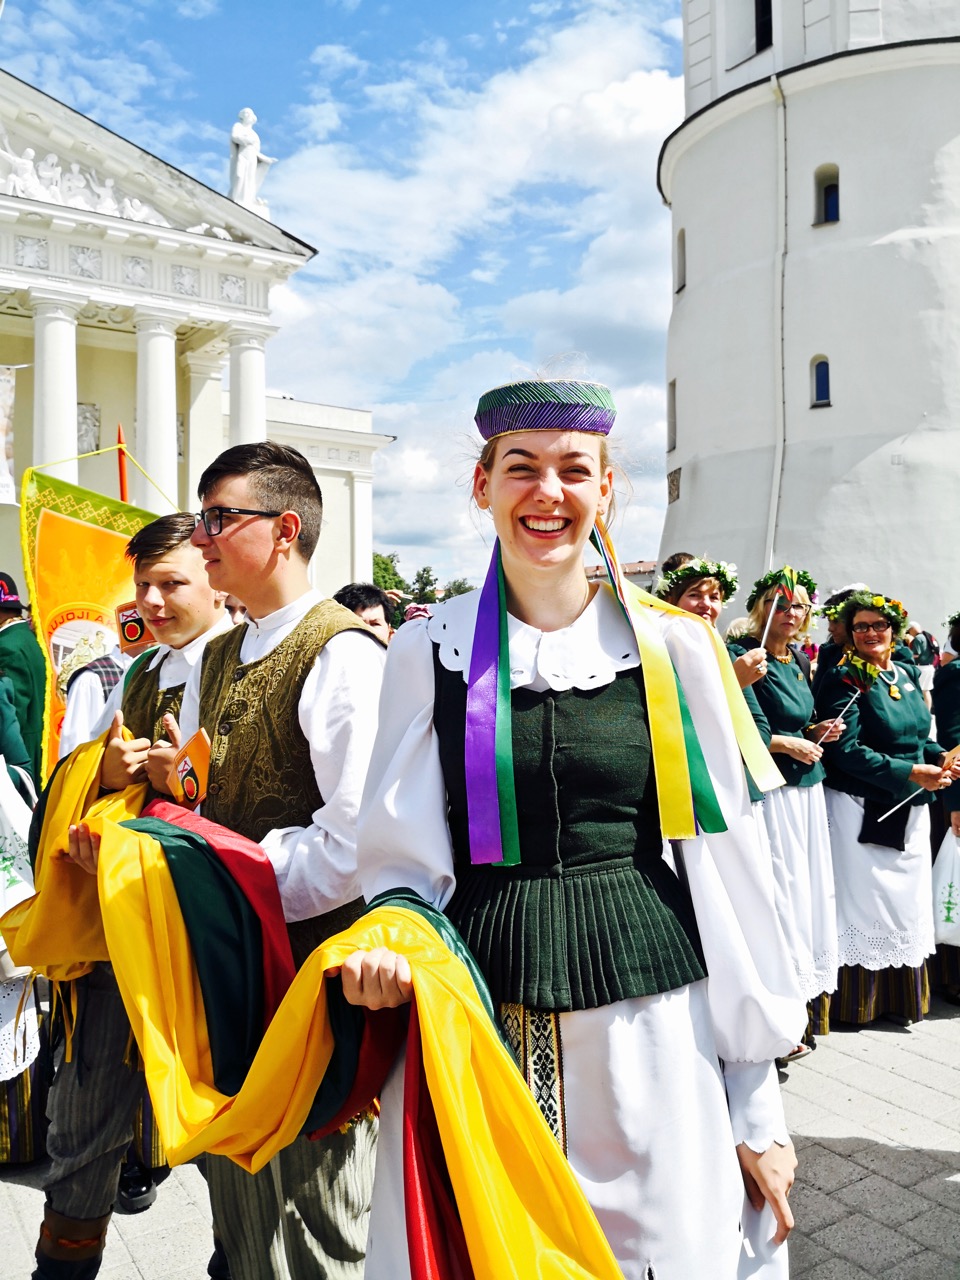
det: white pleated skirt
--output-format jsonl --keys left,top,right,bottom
{"left": 364, "top": 980, "right": 788, "bottom": 1280}
{"left": 825, "top": 789, "right": 935, "bottom": 970}
{"left": 760, "top": 783, "right": 838, "bottom": 999}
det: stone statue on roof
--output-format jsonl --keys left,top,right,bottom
{"left": 228, "top": 108, "right": 275, "bottom": 219}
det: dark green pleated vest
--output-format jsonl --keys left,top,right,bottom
{"left": 433, "top": 648, "right": 705, "bottom": 1012}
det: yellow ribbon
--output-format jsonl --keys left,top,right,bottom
{"left": 623, "top": 579, "right": 784, "bottom": 796}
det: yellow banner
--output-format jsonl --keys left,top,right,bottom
{"left": 19, "top": 469, "right": 155, "bottom": 778}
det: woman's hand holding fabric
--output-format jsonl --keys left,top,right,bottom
{"left": 737, "top": 1139, "right": 797, "bottom": 1244}
{"left": 337, "top": 947, "right": 413, "bottom": 1008}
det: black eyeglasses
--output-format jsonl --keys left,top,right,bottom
{"left": 194, "top": 506, "right": 282, "bottom": 537}
{"left": 772, "top": 597, "right": 811, "bottom": 616}
{"left": 851, "top": 620, "right": 891, "bottom": 634}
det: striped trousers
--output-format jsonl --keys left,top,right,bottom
{"left": 43, "top": 964, "right": 148, "bottom": 1218}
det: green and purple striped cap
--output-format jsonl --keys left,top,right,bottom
{"left": 474, "top": 379, "right": 617, "bottom": 441}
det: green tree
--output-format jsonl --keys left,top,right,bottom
{"left": 411, "top": 565, "right": 438, "bottom": 604}
{"left": 442, "top": 576, "right": 472, "bottom": 598}
{"left": 372, "top": 551, "right": 408, "bottom": 595}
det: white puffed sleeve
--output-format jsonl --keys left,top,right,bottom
{"left": 357, "top": 618, "right": 456, "bottom": 910}
{"left": 661, "top": 614, "right": 806, "bottom": 1066}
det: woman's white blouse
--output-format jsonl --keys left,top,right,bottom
{"left": 357, "top": 584, "right": 805, "bottom": 1076}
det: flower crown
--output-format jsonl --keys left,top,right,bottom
{"left": 745, "top": 566, "right": 818, "bottom": 613}
{"left": 655, "top": 558, "right": 738, "bottom": 604}
{"left": 946, "top": 609, "right": 960, "bottom": 630}
{"left": 841, "top": 590, "right": 908, "bottom": 637}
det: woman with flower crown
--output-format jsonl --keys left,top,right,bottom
{"left": 814, "top": 591, "right": 960, "bottom": 1025}
{"left": 342, "top": 380, "right": 806, "bottom": 1280}
{"left": 726, "top": 571, "right": 841, "bottom": 1054}
{"left": 655, "top": 557, "right": 772, "bottom": 693}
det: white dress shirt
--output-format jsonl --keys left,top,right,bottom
{"left": 179, "top": 589, "right": 385, "bottom": 923}
{"left": 59, "top": 647, "right": 132, "bottom": 757}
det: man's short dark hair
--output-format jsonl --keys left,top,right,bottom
{"left": 660, "top": 551, "right": 695, "bottom": 576}
{"left": 334, "top": 582, "right": 392, "bottom": 617}
{"left": 126, "top": 513, "right": 198, "bottom": 572}
{"left": 197, "top": 442, "right": 323, "bottom": 562}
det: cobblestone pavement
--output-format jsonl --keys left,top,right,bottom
{"left": 4, "top": 996, "right": 960, "bottom": 1277}
{"left": 783, "top": 995, "right": 960, "bottom": 1280}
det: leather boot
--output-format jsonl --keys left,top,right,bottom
{"left": 32, "top": 1204, "right": 111, "bottom": 1280}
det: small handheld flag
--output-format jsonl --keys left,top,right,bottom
{"left": 116, "top": 601, "right": 148, "bottom": 653}
{"left": 168, "top": 729, "right": 211, "bottom": 808}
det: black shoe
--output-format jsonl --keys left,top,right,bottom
{"left": 207, "top": 1238, "right": 233, "bottom": 1280}
{"left": 115, "top": 1160, "right": 156, "bottom": 1214}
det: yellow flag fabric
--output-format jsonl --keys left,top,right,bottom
{"left": 0, "top": 732, "right": 147, "bottom": 980}
{"left": 3, "top": 762, "right": 621, "bottom": 1278}
{"left": 19, "top": 468, "right": 155, "bottom": 778}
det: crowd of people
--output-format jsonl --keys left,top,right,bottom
{"left": 0, "top": 377, "right": 956, "bottom": 1280}
{"left": 656, "top": 556, "right": 960, "bottom": 1043}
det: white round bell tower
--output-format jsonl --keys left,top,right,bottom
{"left": 658, "top": 2, "right": 960, "bottom": 630}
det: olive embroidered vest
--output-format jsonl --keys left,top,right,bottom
{"left": 198, "top": 601, "right": 376, "bottom": 844}
{"left": 433, "top": 649, "right": 705, "bottom": 1012}
{"left": 121, "top": 655, "right": 184, "bottom": 743}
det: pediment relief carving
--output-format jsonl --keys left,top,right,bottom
{"left": 0, "top": 94, "right": 307, "bottom": 260}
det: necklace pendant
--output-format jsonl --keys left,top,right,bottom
{"left": 889, "top": 684, "right": 901, "bottom": 700}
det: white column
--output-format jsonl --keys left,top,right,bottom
{"left": 30, "top": 290, "right": 81, "bottom": 484}
{"left": 227, "top": 325, "right": 272, "bottom": 446}
{"left": 134, "top": 309, "right": 179, "bottom": 513}
{"left": 350, "top": 469, "right": 373, "bottom": 581}
{"left": 180, "top": 350, "right": 226, "bottom": 506}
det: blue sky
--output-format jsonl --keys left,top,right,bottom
{"left": 1, "top": 0, "right": 685, "bottom": 586}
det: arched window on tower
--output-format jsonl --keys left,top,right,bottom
{"left": 667, "top": 379, "right": 677, "bottom": 451}
{"left": 811, "top": 357, "right": 831, "bottom": 407}
{"left": 815, "top": 165, "right": 840, "bottom": 224}
{"left": 675, "top": 229, "right": 686, "bottom": 293}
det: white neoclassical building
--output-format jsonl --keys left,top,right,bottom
{"left": 0, "top": 68, "right": 392, "bottom": 597}
{"left": 658, "top": 2, "right": 960, "bottom": 630}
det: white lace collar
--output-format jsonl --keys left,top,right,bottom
{"left": 426, "top": 581, "right": 639, "bottom": 691}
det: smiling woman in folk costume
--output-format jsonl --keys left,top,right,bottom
{"left": 725, "top": 570, "right": 841, "bottom": 1057}
{"left": 815, "top": 591, "right": 960, "bottom": 1026}
{"left": 345, "top": 378, "right": 806, "bottom": 1280}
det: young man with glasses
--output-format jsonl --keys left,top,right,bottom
{"left": 148, "top": 441, "right": 385, "bottom": 1280}
{"left": 34, "top": 514, "right": 234, "bottom": 1280}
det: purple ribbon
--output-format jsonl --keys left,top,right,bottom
{"left": 464, "top": 544, "right": 503, "bottom": 864}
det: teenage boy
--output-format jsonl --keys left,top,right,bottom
{"left": 33, "top": 513, "right": 232, "bottom": 1280}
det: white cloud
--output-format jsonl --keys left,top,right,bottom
{"left": 175, "top": 0, "right": 219, "bottom": 17}
{"left": 259, "top": 0, "right": 684, "bottom": 580}
{"left": 309, "top": 44, "right": 367, "bottom": 76}
{"left": 661, "top": 16, "right": 683, "bottom": 42}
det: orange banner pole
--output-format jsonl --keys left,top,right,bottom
{"left": 117, "top": 423, "right": 129, "bottom": 503}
